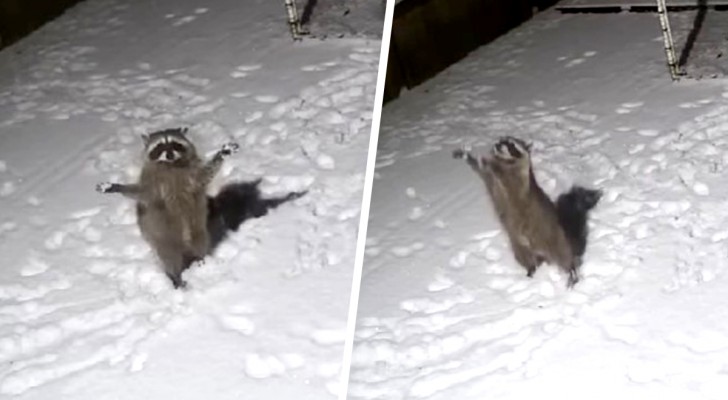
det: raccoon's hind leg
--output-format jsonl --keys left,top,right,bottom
{"left": 187, "top": 228, "right": 210, "bottom": 262}
{"left": 566, "top": 266, "right": 579, "bottom": 288}
{"left": 554, "top": 251, "right": 581, "bottom": 288}
{"left": 511, "top": 241, "right": 541, "bottom": 278}
{"left": 565, "top": 257, "right": 582, "bottom": 288}
{"left": 166, "top": 272, "right": 186, "bottom": 289}
{"left": 156, "top": 246, "right": 190, "bottom": 289}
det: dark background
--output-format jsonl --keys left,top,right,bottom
{"left": 385, "top": 0, "right": 560, "bottom": 103}
{"left": 0, "top": 0, "right": 84, "bottom": 50}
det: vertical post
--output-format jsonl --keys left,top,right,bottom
{"left": 284, "top": 0, "right": 302, "bottom": 40}
{"left": 656, "top": 0, "right": 680, "bottom": 80}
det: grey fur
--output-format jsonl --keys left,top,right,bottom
{"left": 97, "top": 128, "right": 238, "bottom": 288}
{"left": 453, "top": 137, "right": 580, "bottom": 287}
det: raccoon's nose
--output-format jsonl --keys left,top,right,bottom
{"left": 165, "top": 151, "right": 175, "bottom": 161}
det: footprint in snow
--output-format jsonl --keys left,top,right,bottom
{"left": 616, "top": 101, "right": 643, "bottom": 114}
{"left": 637, "top": 129, "right": 659, "bottom": 137}
{"left": 172, "top": 15, "right": 196, "bottom": 27}
{"left": 254, "top": 95, "right": 279, "bottom": 104}
{"left": 427, "top": 274, "right": 455, "bottom": 292}
{"left": 565, "top": 58, "right": 585, "bottom": 68}
{"left": 244, "top": 354, "right": 287, "bottom": 379}
{"left": 0, "top": 181, "right": 16, "bottom": 197}
{"left": 219, "top": 314, "right": 256, "bottom": 336}
{"left": 390, "top": 242, "right": 424, "bottom": 257}
{"left": 230, "top": 65, "right": 261, "bottom": 79}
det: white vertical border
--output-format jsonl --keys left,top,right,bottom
{"left": 338, "top": 0, "right": 395, "bottom": 399}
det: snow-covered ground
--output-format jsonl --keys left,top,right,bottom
{"left": 350, "top": 9, "right": 728, "bottom": 400}
{"left": 299, "top": 0, "right": 386, "bottom": 39}
{"left": 0, "top": 0, "right": 380, "bottom": 399}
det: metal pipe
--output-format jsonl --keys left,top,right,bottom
{"left": 656, "top": 0, "right": 680, "bottom": 80}
{"left": 284, "top": 0, "right": 302, "bottom": 40}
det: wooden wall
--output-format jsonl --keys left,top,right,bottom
{"left": 385, "top": 0, "right": 558, "bottom": 103}
{"left": 0, "top": 0, "right": 84, "bottom": 50}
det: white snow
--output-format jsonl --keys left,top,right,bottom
{"left": 350, "top": 8, "right": 728, "bottom": 400}
{"left": 0, "top": 0, "right": 380, "bottom": 399}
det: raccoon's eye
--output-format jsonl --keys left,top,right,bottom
{"left": 170, "top": 143, "right": 188, "bottom": 154}
{"left": 148, "top": 146, "right": 165, "bottom": 161}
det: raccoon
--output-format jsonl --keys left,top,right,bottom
{"left": 453, "top": 136, "right": 601, "bottom": 287}
{"left": 96, "top": 127, "right": 239, "bottom": 288}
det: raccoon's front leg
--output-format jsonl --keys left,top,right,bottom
{"left": 452, "top": 148, "right": 486, "bottom": 171}
{"left": 96, "top": 182, "right": 143, "bottom": 201}
{"left": 200, "top": 142, "right": 240, "bottom": 185}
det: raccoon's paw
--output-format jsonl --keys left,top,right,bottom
{"left": 453, "top": 147, "right": 483, "bottom": 169}
{"left": 96, "top": 182, "right": 115, "bottom": 193}
{"left": 452, "top": 147, "right": 471, "bottom": 160}
{"left": 167, "top": 273, "right": 187, "bottom": 289}
{"left": 566, "top": 269, "right": 579, "bottom": 289}
{"left": 220, "top": 142, "right": 240, "bottom": 157}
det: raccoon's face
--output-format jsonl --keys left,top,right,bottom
{"left": 491, "top": 136, "right": 531, "bottom": 168}
{"left": 142, "top": 128, "right": 197, "bottom": 165}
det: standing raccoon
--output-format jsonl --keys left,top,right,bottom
{"left": 96, "top": 128, "right": 239, "bottom": 288}
{"left": 453, "top": 137, "right": 601, "bottom": 287}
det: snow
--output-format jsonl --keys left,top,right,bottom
{"left": 559, "top": 0, "right": 728, "bottom": 79}
{"left": 350, "top": 9, "right": 728, "bottom": 400}
{"left": 299, "top": 0, "right": 385, "bottom": 39}
{"left": 0, "top": 0, "right": 380, "bottom": 399}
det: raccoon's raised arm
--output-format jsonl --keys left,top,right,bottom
{"left": 200, "top": 142, "right": 240, "bottom": 185}
{"left": 452, "top": 148, "right": 486, "bottom": 171}
{"left": 96, "top": 182, "right": 143, "bottom": 201}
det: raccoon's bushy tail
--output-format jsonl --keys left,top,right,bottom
{"left": 556, "top": 185, "right": 602, "bottom": 257}
{"left": 207, "top": 179, "right": 307, "bottom": 252}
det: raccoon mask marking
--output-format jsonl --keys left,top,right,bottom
{"left": 142, "top": 128, "right": 196, "bottom": 166}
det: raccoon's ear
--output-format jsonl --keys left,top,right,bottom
{"left": 525, "top": 142, "right": 533, "bottom": 152}
{"left": 141, "top": 134, "right": 150, "bottom": 147}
